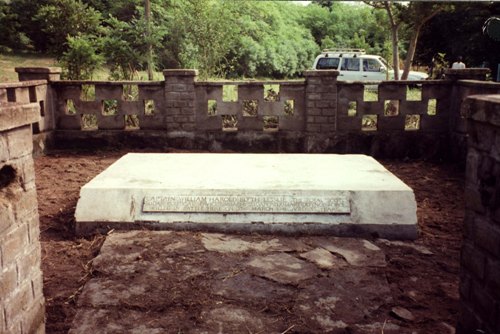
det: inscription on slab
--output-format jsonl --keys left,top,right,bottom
{"left": 142, "top": 195, "right": 350, "bottom": 214}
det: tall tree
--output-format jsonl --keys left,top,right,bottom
{"left": 365, "top": 1, "right": 402, "bottom": 79}
{"left": 145, "top": 0, "right": 153, "bottom": 80}
{"left": 366, "top": 1, "right": 448, "bottom": 80}
{"left": 33, "top": 0, "right": 102, "bottom": 54}
{"left": 400, "top": 3, "right": 449, "bottom": 80}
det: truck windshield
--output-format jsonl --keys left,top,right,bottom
{"left": 378, "top": 57, "right": 393, "bottom": 70}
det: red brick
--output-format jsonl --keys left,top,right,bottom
{"left": 457, "top": 303, "right": 482, "bottom": 334}
{"left": 0, "top": 302, "right": 4, "bottom": 332}
{"left": 2, "top": 156, "right": 35, "bottom": 189}
{"left": 27, "top": 214, "right": 41, "bottom": 245}
{"left": 486, "top": 258, "right": 500, "bottom": 299}
{"left": 0, "top": 88, "right": 6, "bottom": 102}
{"left": 0, "top": 264, "right": 18, "bottom": 299}
{"left": 6, "top": 126, "right": 33, "bottom": 159}
{"left": 475, "top": 218, "right": 500, "bottom": 257}
{"left": 21, "top": 298, "right": 45, "bottom": 334}
{"left": 0, "top": 199, "right": 15, "bottom": 234}
{"left": 461, "top": 242, "right": 486, "bottom": 280}
{"left": 17, "top": 245, "right": 41, "bottom": 284}
{"left": 0, "top": 134, "right": 8, "bottom": 162}
{"left": 12, "top": 187, "right": 38, "bottom": 221}
{"left": 1, "top": 224, "right": 29, "bottom": 268}
{"left": 459, "top": 272, "right": 472, "bottom": 301}
{"left": 31, "top": 272, "right": 44, "bottom": 300}
{"left": 471, "top": 282, "right": 496, "bottom": 326}
{"left": 464, "top": 186, "right": 486, "bottom": 213}
{"left": 4, "top": 281, "right": 32, "bottom": 329}
{"left": 5, "top": 320, "right": 22, "bottom": 334}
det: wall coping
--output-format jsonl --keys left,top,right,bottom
{"left": 195, "top": 80, "right": 305, "bottom": 86}
{"left": 444, "top": 68, "right": 490, "bottom": 81}
{"left": 0, "top": 102, "right": 40, "bottom": 132}
{"left": 464, "top": 94, "right": 500, "bottom": 126}
{"left": 163, "top": 69, "right": 198, "bottom": 77}
{"left": 456, "top": 79, "right": 500, "bottom": 88}
{"left": 52, "top": 80, "right": 164, "bottom": 86}
{"left": 15, "top": 66, "right": 62, "bottom": 74}
{"left": 303, "top": 70, "right": 339, "bottom": 77}
{"left": 0, "top": 80, "right": 47, "bottom": 89}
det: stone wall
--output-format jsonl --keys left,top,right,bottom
{"left": 1, "top": 67, "right": 61, "bottom": 155}
{"left": 458, "top": 94, "right": 500, "bottom": 334}
{"left": 0, "top": 102, "right": 45, "bottom": 333}
{"left": 7, "top": 66, "right": 500, "bottom": 158}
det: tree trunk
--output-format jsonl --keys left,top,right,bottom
{"left": 145, "top": 0, "right": 153, "bottom": 81}
{"left": 401, "top": 28, "right": 419, "bottom": 80}
{"left": 402, "top": 9, "right": 441, "bottom": 80}
{"left": 392, "top": 26, "right": 400, "bottom": 80}
{"left": 384, "top": 2, "right": 400, "bottom": 80}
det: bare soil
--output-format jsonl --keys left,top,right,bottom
{"left": 35, "top": 150, "right": 464, "bottom": 333}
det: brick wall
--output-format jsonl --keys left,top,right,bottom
{"left": 0, "top": 102, "right": 45, "bottom": 334}
{"left": 458, "top": 94, "right": 500, "bottom": 334}
{"left": 164, "top": 69, "right": 197, "bottom": 133}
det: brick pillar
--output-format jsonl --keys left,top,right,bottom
{"left": 457, "top": 94, "right": 500, "bottom": 334}
{"left": 0, "top": 102, "right": 45, "bottom": 334}
{"left": 163, "top": 69, "right": 197, "bottom": 133}
{"left": 303, "top": 70, "right": 339, "bottom": 152}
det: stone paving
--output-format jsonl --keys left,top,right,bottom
{"left": 69, "top": 231, "right": 409, "bottom": 333}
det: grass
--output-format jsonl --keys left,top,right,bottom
{"left": 0, "top": 52, "right": 165, "bottom": 82}
{"left": 0, "top": 53, "right": 57, "bottom": 82}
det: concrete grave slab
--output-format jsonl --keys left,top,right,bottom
{"left": 75, "top": 153, "right": 418, "bottom": 239}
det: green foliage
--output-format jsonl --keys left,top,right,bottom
{"left": 171, "top": 0, "right": 238, "bottom": 79}
{"left": 429, "top": 52, "right": 448, "bottom": 79}
{"left": 226, "top": 1, "right": 318, "bottom": 78}
{"left": 101, "top": 3, "right": 167, "bottom": 80}
{"left": 13, "top": 0, "right": 498, "bottom": 81}
{"left": 60, "top": 35, "right": 104, "bottom": 80}
{"left": 300, "top": 3, "right": 390, "bottom": 58}
{"left": 417, "top": 2, "right": 500, "bottom": 72}
{"left": 34, "top": 0, "right": 102, "bottom": 54}
{"left": 0, "top": 1, "right": 32, "bottom": 50}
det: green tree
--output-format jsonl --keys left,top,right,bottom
{"left": 170, "top": 0, "right": 238, "bottom": 79}
{"left": 33, "top": 0, "right": 102, "bottom": 54}
{"left": 399, "top": 2, "right": 450, "bottom": 80}
{"left": 417, "top": 2, "right": 500, "bottom": 73}
{"left": 60, "top": 35, "right": 104, "bottom": 80}
{"left": 0, "top": 1, "right": 33, "bottom": 50}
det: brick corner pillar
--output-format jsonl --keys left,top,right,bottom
{"left": 14, "top": 67, "right": 61, "bottom": 155}
{"left": 0, "top": 102, "right": 45, "bottom": 334}
{"left": 163, "top": 69, "right": 198, "bottom": 133}
{"left": 15, "top": 67, "right": 62, "bottom": 82}
{"left": 457, "top": 94, "right": 500, "bottom": 334}
{"left": 303, "top": 70, "right": 339, "bottom": 152}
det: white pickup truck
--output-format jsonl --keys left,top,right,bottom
{"left": 312, "top": 48, "right": 428, "bottom": 81}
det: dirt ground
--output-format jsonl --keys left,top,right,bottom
{"left": 35, "top": 149, "right": 464, "bottom": 333}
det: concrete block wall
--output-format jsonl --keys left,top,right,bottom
{"left": 11, "top": 66, "right": 500, "bottom": 158}
{"left": 458, "top": 94, "right": 500, "bottom": 334}
{"left": 0, "top": 102, "right": 45, "bottom": 333}
{"left": 164, "top": 69, "right": 197, "bottom": 133}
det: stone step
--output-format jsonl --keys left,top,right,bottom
{"left": 69, "top": 230, "right": 404, "bottom": 334}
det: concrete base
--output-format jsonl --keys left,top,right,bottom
{"left": 75, "top": 153, "right": 418, "bottom": 239}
